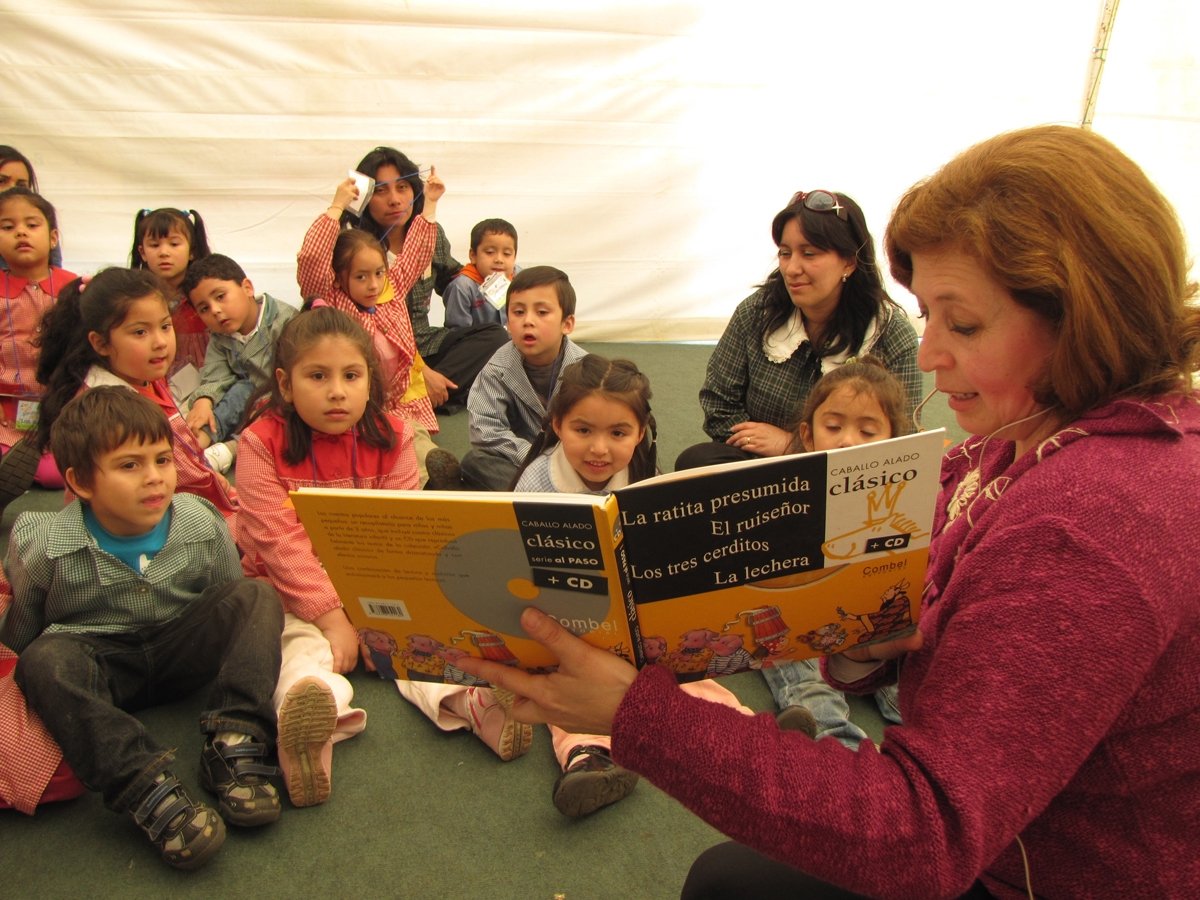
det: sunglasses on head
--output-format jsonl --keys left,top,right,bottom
{"left": 789, "top": 190, "right": 847, "bottom": 221}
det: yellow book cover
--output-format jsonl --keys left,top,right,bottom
{"left": 291, "top": 429, "right": 944, "bottom": 683}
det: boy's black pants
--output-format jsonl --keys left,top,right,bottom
{"left": 15, "top": 578, "right": 283, "bottom": 812}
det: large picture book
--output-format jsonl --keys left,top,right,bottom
{"left": 291, "top": 429, "right": 945, "bottom": 684}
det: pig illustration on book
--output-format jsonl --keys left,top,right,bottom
{"left": 462, "top": 629, "right": 521, "bottom": 665}
{"left": 706, "top": 632, "right": 754, "bottom": 676}
{"left": 439, "top": 645, "right": 488, "bottom": 686}
{"left": 727, "top": 605, "right": 793, "bottom": 667}
{"left": 399, "top": 633, "right": 447, "bottom": 682}
{"left": 359, "top": 628, "right": 400, "bottom": 679}
{"left": 641, "top": 635, "right": 668, "bottom": 667}
{"left": 665, "top": 628, "right": 718, "bottom": 682}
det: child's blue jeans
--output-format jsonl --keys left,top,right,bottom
{"left": 762, "top": 658, "right": 901, "bottom": 749}
{"left": 14, "top": 578, "right": 283, "bottom": 813}
{"left": 209, "top": 378, "right": 255, "bottom": 442}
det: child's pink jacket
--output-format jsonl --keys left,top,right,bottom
{"left": 236, "top": 411, "right": 418, "bottom": 622}
{"left": 0, "top": 268, "right": 77, "bottom": 447}
{"left": 296, "top": 214, "right": 437, "bottom": 432}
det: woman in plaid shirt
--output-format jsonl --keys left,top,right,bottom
{"left": 675, "top": 190, "right": 920, "bottom": 470}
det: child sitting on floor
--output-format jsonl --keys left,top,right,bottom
{"left": 34, "top": 268, "right": 236, "bottom": 522}
{"left": 0, "top": 387, "right": 284, "bottom": 869}
{"left": 450, "top": 266, "right": 588, "bottom": 491}
{"left": 0, "top": 186, "right": 77, "bottom": 511}
{"left": 442, "top": 217, "right": 520, "bottom": 329}
{"left": 129, "top": 207, "right": 213, "bottom": 397}
{"left": 180, "top": 253, "right": 298, "bottom": 472}
{"left": 236, "top": 308, "right": 533, "bottom": 809}
{"left": 763, "top": 355, "right": 906, "bottom": 745}
{"left": 511, "top": 354, "right": 755, "bottom": 816}
{"left": 297, "top": 174, "right": 447, "bottom": 484}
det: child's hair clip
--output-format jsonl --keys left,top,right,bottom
{"left": 77, "top": 273, "right": 93, "bottom": 293}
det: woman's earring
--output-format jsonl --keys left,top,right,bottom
{"left": 841, "top": 272, "right": 850, "bottom": 283}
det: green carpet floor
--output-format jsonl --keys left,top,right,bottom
{"left": 0, "top": 341, "right": 962, "bottom": 899}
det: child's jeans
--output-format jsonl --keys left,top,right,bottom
{"left": 210, "top": 378, "right": 255, "bottom": 442}
{"left": 14, "top": 578, "right": 283, "bottom": 812}
{"left": 762, "top": 658, "right": 902, "bottom": 749}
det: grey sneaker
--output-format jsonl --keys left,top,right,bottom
{"left": 130, "top": 771, "right": 226, "bottom": 870}
{"left": 199, "top": 739, "right": 281, "bottom": 827}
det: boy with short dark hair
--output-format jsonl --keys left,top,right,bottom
{"left": 0, "top": 387, "right": 284, "bottom": 870}
{"left": 455, "top": 265, "right": 587, "bottom": 491}
{"left": 442, "top": 218, "right": 520, "bottom": 329}
{"left": 180, "top": 253, "right": 297, "bottom": 471}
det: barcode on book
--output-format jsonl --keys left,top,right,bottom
{"left": 360, "top": 598, "right": 411, "bottom": 621}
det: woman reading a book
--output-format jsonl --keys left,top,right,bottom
{"left": 674, "top": 189, "right": 921, "bottom": 471}
{"left": 458, "top": 126, "right": 1200, "bottom": 899}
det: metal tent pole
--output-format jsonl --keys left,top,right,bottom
{"left": 1081, "top": 0, "right": 1122, "bottom": 129}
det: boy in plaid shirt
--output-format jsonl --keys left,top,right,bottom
{"left": 0, "top": 387, "right": 284, "bottom": 870}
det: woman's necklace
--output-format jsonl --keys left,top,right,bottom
{"left": 948, "top": 406, "right": 1059, "bottom": 528}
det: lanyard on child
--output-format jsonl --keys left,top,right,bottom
{"left": 2, "top": 269, "right": 56, "bottom": 393}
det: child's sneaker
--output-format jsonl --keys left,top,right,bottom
{"left": 203, "top": 439, "right": 236, "bottom": 474}
{"left": 552, "top": 744, "right": 639, "bottom": 817}
{"left": 425, "top": 447, "right": 464, "bottom": 490}
{"left": 0, "top": 437, "right": 40, "bottom": 514}
{"left": 129, "top": 771, "right": 226, "bottom": 870}
{"left": 465, "top": 686, "right": 533, "bottom": 761}
{"left": 199, "top": 737, "right": 281, "bottom": 826}
{"left": 277, "top": 676, "right": 338, "bottom": 807}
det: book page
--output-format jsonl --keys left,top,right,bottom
{"left": 615, "top": 430, "right": 944, "bottom": 674}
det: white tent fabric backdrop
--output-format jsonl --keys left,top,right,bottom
{"left": 3, "top": 0, "right": 1196, "bottom": 340}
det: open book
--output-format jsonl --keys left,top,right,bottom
{"left": 291, "top": 429, "right": 944, "bottom": 683}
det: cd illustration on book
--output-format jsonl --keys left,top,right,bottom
{"left": 434, "top": 529, "right": 612, "bottom": 635}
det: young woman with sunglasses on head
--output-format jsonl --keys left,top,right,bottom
{"left": 675, "top": 190, "right": 921, "bottom": 470}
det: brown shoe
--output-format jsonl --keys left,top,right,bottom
{"left": 775, "top": 705, "right": 819, "bottom": 738}
{"left": 424, "top": 448, "right": 464, "bottom": 490}
{"left": 277, "top": 676, "right": 338, "bottom": 807}
{"left": 552, "top": 745, "right": 639, "bottom": 817}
